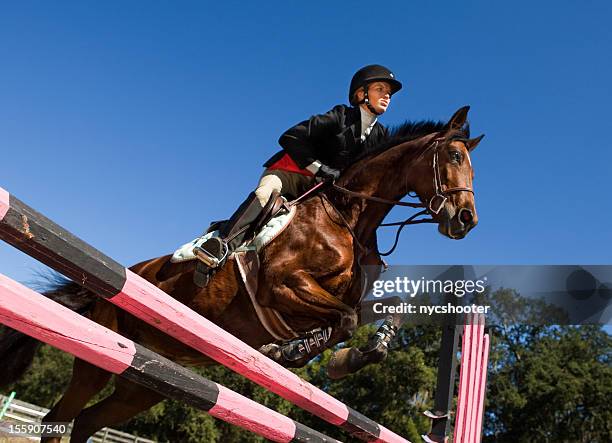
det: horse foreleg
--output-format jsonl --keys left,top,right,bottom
{"left": 327, "top": 314, "right": 401, "bottom": 379}
{"left": 259, "top": 324, "right": 351, "bottom": 368}
{"left": 41, "top": 359, "right": 112, "bottom": 443}
{"left": 258, "top": 271, "right": 360, "bottom": 368}
{"left": 69, "top": 377, "right": 164, "bottom": 443}
{"left": 276, "top": 270, "right": 359, "bottom": 331}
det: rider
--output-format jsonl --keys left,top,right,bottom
{"left": 197, "top": 64, "right": 402, "bottom": 269}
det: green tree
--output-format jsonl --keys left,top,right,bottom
{"left": 481, "top": 288, "right": 611, "bottom": 443}
{"left": 485, "top": 325, "right": 611, "bottom": 443}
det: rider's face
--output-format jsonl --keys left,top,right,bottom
{"left": 357, "top": 81, "right": 393, "bottom": 114}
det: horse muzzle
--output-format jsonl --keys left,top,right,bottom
{"left": 438, "top": 206, "right": 478, "bottom": 239}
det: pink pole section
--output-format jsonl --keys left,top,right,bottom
{"left": 465, "top": 314, "right": 480, "bottom": 443}
{"left": 466, "top": 315, "right": 484, "bottom": 443}
{"left": 474, "top": 334, "right": 490, "bottom": 443}
{"left": 454, "top": 315, "right": 489, "bottom": 443}
{"left": 0, "top": 274, "right": 136, "bottom": 374}
{"left": 0, "top": 188, "right": 9, "bottom": 220}
{"left": 453, "top": 317, "right": 472, "bottom": 442}
{"left": 211, "top": 385, "right": 297, "bottom": 443}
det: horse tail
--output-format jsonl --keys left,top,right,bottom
{"left": 0, "top": 327, "right": 41, "bottom": 388}
{"left": 0, "top": 275, "right": 97, "bottom": 388}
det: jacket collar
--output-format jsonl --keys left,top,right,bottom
{"left": 348, "top": 105, "right": 381, "bottom": 143}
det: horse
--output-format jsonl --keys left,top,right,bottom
{"left": 0, "top": 106, "right": 483, "bottom": 442}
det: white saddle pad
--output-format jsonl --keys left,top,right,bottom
{"left": 171, "top": 230, "right": 220, "bottom": 263}
{"left": 170, "top": 204, "right": 296, "bottom": 263}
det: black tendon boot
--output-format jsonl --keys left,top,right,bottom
{"left": 365, "top": 315, "right": 397, "bottom": 351}
{"left": 196, "top": 192, "right": 264, "bottom": 268}
{"left": 259, "top": 327, "right": 333, "bottom": 368}
{"left": 326, "top": 315, "right": 398, "bottom": 379}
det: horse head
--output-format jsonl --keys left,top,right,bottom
{"left": 412, "top": 106, "right": 484, "bottom": 239}
{"left": 334, "top": 105, "right": 484, "bottom": 244}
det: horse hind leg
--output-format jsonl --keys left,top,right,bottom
{"left": 69, "top": 377, "right": 164, "bottom": 443}
{"left": 327, "top": 314, "right": 400, "bottom": 379}
{"left": 41, "top": 358, "right": 113, "bottom": 443}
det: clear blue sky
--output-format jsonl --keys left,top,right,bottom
{"left": 1, "top": 1, "right": 611, "bottom": 285}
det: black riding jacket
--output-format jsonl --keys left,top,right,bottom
{"left": 263, "top": 104, "right": 388, "bottom": 171}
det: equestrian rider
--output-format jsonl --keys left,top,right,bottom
{"left": 198, "top": 64, "right": 403, "bottom": 268}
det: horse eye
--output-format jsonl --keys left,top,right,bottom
{"left": 450, "top": 151, "right": 462, "bottom": 163}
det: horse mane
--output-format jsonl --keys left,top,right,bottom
{"left": 354, "top": 119, "right": 471, "bottom": 164}
{"left": 335, "top": 117, "right": 471, "bottom": 193}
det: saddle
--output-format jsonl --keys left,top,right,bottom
{"left": 179, "top": 193, "right": 294, "bottom": 285}
{"left": 171, "top": 191, "right": 290, "bottom": 265}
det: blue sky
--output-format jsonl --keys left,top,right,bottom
{"left": 1, "top": 1, "right": 611, "bottom": 285}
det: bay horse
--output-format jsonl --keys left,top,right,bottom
{"left": 0, "top": 106, "right": 483, "bottom": 442}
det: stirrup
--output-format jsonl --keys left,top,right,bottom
{"left": 194, "top": 237, "right": 228, "bottom": 269}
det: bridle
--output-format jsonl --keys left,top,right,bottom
{"left": 312, "top": 136, "right": 474, "bottom": 256}
{"left": 428, "top": 137, "right": 474, "bottom": 214}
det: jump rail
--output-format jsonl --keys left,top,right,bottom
{"left": 0, "top": 186, "right": 409, "bottom": 443}
{"left": 0, "top": 274, "right": 339, "bottom": 443}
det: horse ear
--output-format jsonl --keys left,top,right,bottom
{"left": 446, "top": 105, "right": 470, "bottom": 131}
{"left": 466, "top": 134, "right": 485, "bottom": 152}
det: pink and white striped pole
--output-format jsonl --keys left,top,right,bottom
{"left": 453, "top": 314, "right": 489, "bottom": 443}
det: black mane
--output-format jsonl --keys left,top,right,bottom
{"left": 388, "top": 119, "right": 448, "bottom": 142}
{"left": 354, "top": 119, "right": 470, "bottom": 163}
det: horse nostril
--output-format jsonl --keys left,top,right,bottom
{"left": 459, "top": 209, "right": 473, "bottom": 225}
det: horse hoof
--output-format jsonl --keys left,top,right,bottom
{"left": 339, "top": 311, "right": 358, "bottom": 332}
{"left": 258, "top": 343, "right": 282, "bottom": 361}
{"left": 327, "top": 347, "right": 362, "bottom": 380}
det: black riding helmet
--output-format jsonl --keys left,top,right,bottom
{"left": 349, "top": 64, "right": 403, "bottom": 114}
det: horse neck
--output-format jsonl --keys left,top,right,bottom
{"left": 334, "top": 137, "right": 434, "bottom": 245}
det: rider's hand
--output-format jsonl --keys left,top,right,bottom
{"left": 315, "top": 164, "right": 340, "bottom": 182}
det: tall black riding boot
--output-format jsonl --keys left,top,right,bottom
{"left": 197, "top": 192, "right": 263, "bottom": 267}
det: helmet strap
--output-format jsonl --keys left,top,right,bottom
{"left": 360, "top": 83, "right": 383, "bottom": 116}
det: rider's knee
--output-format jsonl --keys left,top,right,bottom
{"left": 255, "top": 174, "right": 283, "bottom": 206}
